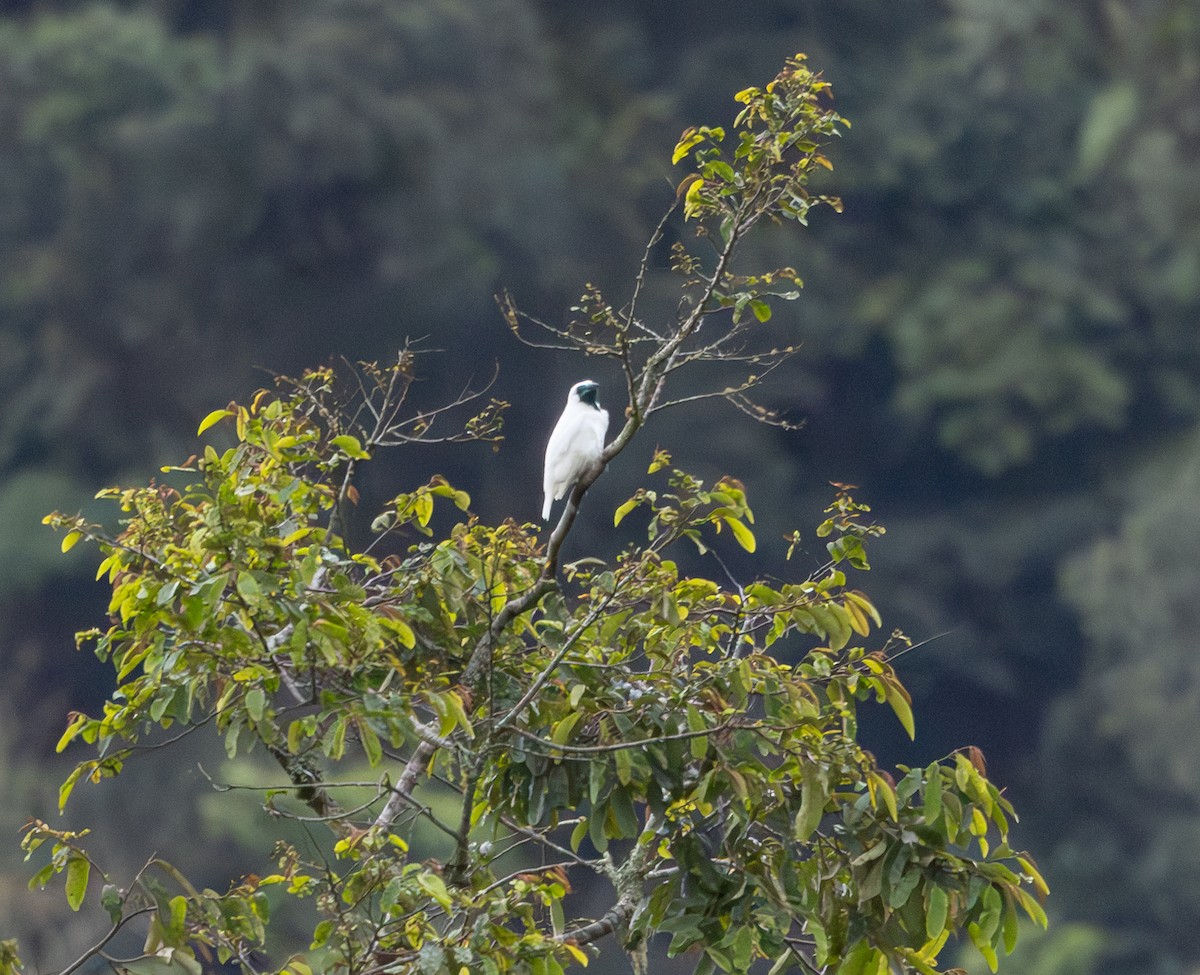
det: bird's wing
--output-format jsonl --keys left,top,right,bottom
{"left": 543, "top": 408, "right": 585, "bottom": 516}
{"left": 542, "top": 404, "right": 610, "bottom": 519}
{"left": 543, "top": 411, "right": 578, "bottom": 497}
{"left": 593, "top": 407, "right": 610, "bottom": 445}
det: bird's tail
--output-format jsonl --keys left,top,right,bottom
{"left": 542, "top": 495, "right": 552, "bottom": 521}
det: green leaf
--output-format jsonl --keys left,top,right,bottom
{"left": 1001, "top": 888, "right": 1019, "bottom": 954}
{"left": 608, "top": 785, "right": 639, "bottom": 837}
{"left": 750, "top": 299, "right": 772, "bottom": 322}
{"left": 60, "top": 531, "right": 83, "bottom": 553}
{"left": 705, "top": 159, "right": 736, "bottom": 184}
{"left": 570, "top": 818, "right": 589, "bottom": 853}
{"left": 235, "top": 572, "right": 261, "bottom": 602}
{"left": 968, "top": 922, "right": 999, "bottom": 973}
{"left": 794, "top": 762, "right": 825, "bottom": 843}
{"left": 115, "top": 953, "right": 202, "bottom": 975}
{"left": 614, "top": 746, "right": 633, "bottom": 786}
{"left": 836, "top": 942, "right": 875, "bottom": 975}
{"left": 888, "top": 867, "right": 921, "bottom": 909}
{"left": 64, "top": 856, "right": 90, "bottom": 911}
{"left": 686, "top": 705, "right": 708, "bottom": 760}
{"left": 27, "top": 862, "right": 56, "bottom": 891}
{"left": 358, "top": 718, "right": 382, "bottom": 767}
{"left": 325, "top": 717, "right": 346, "bottom": 760}
{"left": 551, "top": 711, "right": 582, "bottom": 748}
{"left": 330, "top": 435, "right": 370, "bottom": 459}
{"left": 923, "top": 764, "right": 942, "bottom": 826}
{"left": 926, "top": 885, "right": 948, "bottom": 939}
{"left": 245, "top": 688, "right": 266, "bottom": 723}
{"left": 101, "top": 883, "right": 123, "bottom": 923}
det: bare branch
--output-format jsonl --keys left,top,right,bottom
{"left": 373, "top": 738, "right": 437, "bottom": 831}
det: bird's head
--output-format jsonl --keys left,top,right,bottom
{"left": 571, "top": 380, "right": 601, "bottom": 410}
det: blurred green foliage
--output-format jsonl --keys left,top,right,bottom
{"left": 0, "top": 0, "right": 1198, "bottom": 972}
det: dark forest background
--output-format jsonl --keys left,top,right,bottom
{"left": 1, "top": 1, "right": 1197, "bottom": 973}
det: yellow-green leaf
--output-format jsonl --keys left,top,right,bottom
{"left": 672, "top": 128, "right": 704, "bottom": 164}
{"left": 61, "top": 531, "right": 82, "bottom": 553}
{"left": 64, "top": 856, "right": 90, "bottom": 911}
{"left": 884, "top": 681, "right": 915, "bottom": 740}
{"left": 794, "top": 762, "right": 825, "bottom": 843}
{"left": 330, "top": 434, "right": 370, "bottom": 459}
{"left": 869, "top": 771, "right": 898, "bottom": 821}
{"left": 1015, "top": 886, "right": 1048, "bottom": 929}
{"left": 392, "top": 618, "right": 416, "bottom": 649}
{"left": 614, "top": 498, "right": 640, "bottom": 527}
{"left": 443, "top": 691, "right": 475, "bottom": 739}
{"left": 723, "top": 516, "right": 756, "bottom": 553}
{"left": 56, "top": 713, "right": 88, "bottom": 754}
{"left": 570, "top": 818, "right": 589, "bottom": 853}
{"left": 968, "top": 922, "right": 999, "bottom": 973}
{"left": 925, "top": 885, "right": 948, "bottom": 939}
{"left": 1017, "top": 856, "right": 1050, "bottom": 898}
{"left": 59, "top": 765, "right": 85, "bottom": 811}
{"left": 846, "top": 590, "right": 883, "bottom": 628}
{"left": 417, "top": 872, "right": 453, "bottom": 910}
{"left": 552, "top": 711, "right": 582, "bottom": 748}
{"left": 685, "top": 705, "right": 708, "bottom": 760}
{"left": 197, "top": 408, "right": 231, "bottom": 436}
{"left": 280, "top": 527, "right": 312, "bottom": 547}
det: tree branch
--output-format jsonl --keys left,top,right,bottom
{"left": 373, "top": 738, "right": 437, "bottom": 830}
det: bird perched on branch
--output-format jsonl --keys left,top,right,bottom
{"left": 542, "top": 380, "right": 609, "bottom": 521}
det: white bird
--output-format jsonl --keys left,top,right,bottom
{"left": 542, "top": 379, "right": 609, "bottom": 521}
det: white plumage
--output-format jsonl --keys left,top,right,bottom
{"left": 542, "top": 379, "right": 609, "bottom": 521}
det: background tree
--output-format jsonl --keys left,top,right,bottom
{"left": 13, "top": 58, "right": 1047, "bottom": 975}
{"left": 4, "top": 1, "right": 1199, "bottom": 972}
